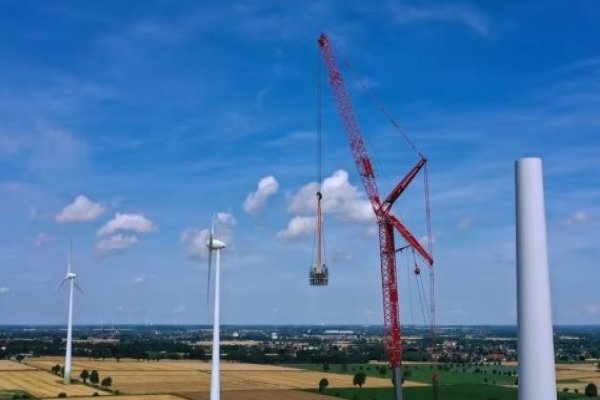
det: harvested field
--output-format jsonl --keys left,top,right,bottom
{"left": 25, "top": 358, "right": 299, "bottom": 372}
{"left": 23, "top": 357, "right": 404, "bottom": 394}
{"left": 0, "top": 361, "right": 36, "bottom": 371}
{"left": 0, "top": 371, "right": 106, "bottom": 398}
{"left": 177, "top": 389, "right": 332, "bottom": 400}
{"left": 43, "top": 396, "right": 182, "bottom": 400}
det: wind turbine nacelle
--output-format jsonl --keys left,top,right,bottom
{"left": 66, "top": 272, "right": 77, "bottom": 279}
{"left": 207, "top": 239, "right": 226, "bottom": 250}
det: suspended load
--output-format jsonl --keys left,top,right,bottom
{"left": 309, "top": 191, "right": 328, "bottom": 286}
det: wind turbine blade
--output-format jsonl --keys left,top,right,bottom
{"left": 56, "top": 279, "right": 68, "bottom": 292}
{"left": 207, "top": 249, "right": 212, "bottom": 304}
{"left": 68, "top": 239, "right": 73, "bottom": 274}
{"left": 74, "top": 282, "right": 84, "bottom": 294}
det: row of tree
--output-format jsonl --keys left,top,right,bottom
{"left": 50, "top": 365, "right": 112, "bottom": 390}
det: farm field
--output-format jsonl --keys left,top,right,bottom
{"left": 178, "top": 389, "right": 339, "bottom": 400}
{"left": 555, "top": 363, "right": 600, "bottom": 392}
{"left": 285, "top": 362, "right": 518, "bottom": 386}
{"left": 23, "top": 357, "right": 396, "bottom": 395}
{"left": 0, "top": 361, "right": 36, "bottom": 371}
{"left": 0, "top": 368, "right": 106, "bottom": 398}
{"left": 42, "top": 396, "right": 183, "bottom": 400}
{"left": 308, "top": 383, "right": 587, "bottom": 400}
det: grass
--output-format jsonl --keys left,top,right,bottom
{"left": 285, "top": 363, "right": 518, "bottom": 386}
{"left": 308, "top": 384, "right": 585, "bottom": 400}
{"left": 0, "top": 390, "right": 35, "bottom": 400}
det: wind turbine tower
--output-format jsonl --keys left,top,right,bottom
{"left": 206, "top": 218, "right": 226, "bottom": 400}
{"left": 57, "top": 241, "right": 82, "bottom": 385}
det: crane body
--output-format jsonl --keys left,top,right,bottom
{"left": 317, "top": 34, "right": 435, "bottom": 400}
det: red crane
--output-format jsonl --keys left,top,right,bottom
{"left": 317, "top": 34, "right": 436, "bottom": 400}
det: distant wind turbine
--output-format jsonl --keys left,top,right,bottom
{"left": 57, "top": 240, "right": 83, "bottom": 385}
{"left": 206, "top": 217, "right": 226, "bottom": 400}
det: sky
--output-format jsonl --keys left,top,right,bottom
{"left": 0, "top": 1, "right": 598, "bottom": 326}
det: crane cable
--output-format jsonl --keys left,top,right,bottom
{"left": 345, "top": 55, "right": 439, "bottom": 390}
{"left": 342, "top": 59, "right": 422, "bottom": 158}
{"left": 314, "top": 47, "right": 326, "bottom": 275}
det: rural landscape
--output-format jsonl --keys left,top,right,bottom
{"left": 1, "top": 2, "right": 598, "bottom": 400}
{"left": 1, "top": 325, "right": 599, "bottom": 400}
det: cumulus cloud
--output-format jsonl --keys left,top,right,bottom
{"left": 216, "top": 212, "right": 236, "bottom": 226}
{"left": 55, "top": 195, "right": 106, "bottom": 223}
{"left": 288, "top": 170, "right": 374, "bottom": 223}
{"left": 564, "top": 211, "right": 588, "bottom": 225}
{"left": 95, "top": 234, "right": 139, "bottom": 254}
{"left": 97, "top": 213, "right": 156, "bottom": 237}
{"left": 243, "top": 176, "right": 279, "bottom": 214}
{"left": 0, "top": 287, "right": 9, "bottom": 295}
{"left": 180, "top": 212, "right": 236, "bottom": 260}
{"left": 277, "top": 216, "right": 316, "bottom": 241}
{"left": 180, "top": 228, "right": 210, "bottom": 260}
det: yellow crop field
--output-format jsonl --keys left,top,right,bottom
{"left": 0, "top": 371, "right": 106, "bottom": 398}
{"left": 0, "top": 361, "right": 36, "bottom": 371}
{"left": 42, "top": 396, "right": 182, "bottom": 400}
{"left": 22, "top": 357, "right": 410, "bottom": 395}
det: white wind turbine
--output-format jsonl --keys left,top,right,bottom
{"left": 57, "top": 240, "right": 82, "bottom": 385}
{"left": 206, "top": 217, "right": 226, "bottom": 400}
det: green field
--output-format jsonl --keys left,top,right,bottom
{"left": 309, "top": 384, "right": 585, "bottom": 400}
{"left": 286, "top": 363, "right": 518, "bottom": 386}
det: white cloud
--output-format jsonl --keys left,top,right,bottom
{"left": 95, "top": 234, "right": 139, "bottom": 254}
{"left": 277, "top": 216, "right": 316, "bottom": 241}
{"left": 98, "top": 213, "right": 156, "bottom": 237}
{"left": 390, "top": 3, "right": 490, "bottom": 36}
{"left": 180, "top": 212, "right": 236, "bottom": 260}
{"left": 180, "top": 228, "right": 210, "bottom": 260}
{"left": 564, "top": 211, "right": 588, "bottom": 225}
{"left": 0, "top": 287, "right": 9, "bottom": 295}
{"left": 133, "top": 277, "right": 144, "bottom": 284}
{"left": 172, "top": 305, "right": 186, "bottom": 314}
{"left": 288, "top": 169, "right": 374, "bottom": 223}
{"left": 55, "top": 195, "right": 106, "bottom": 223}
{"left": 216, "top": 212, "right": 236, "bottom": 227}
{"left": 244, "top": 176, "right": 279, "bottom": 214}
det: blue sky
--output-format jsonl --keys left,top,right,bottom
{"left": 0, "top": 1, "right": 598, "bottom": 325}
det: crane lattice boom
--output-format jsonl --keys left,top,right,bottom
{"left": 317, "top": 33, "right": 434, "bottom": 371}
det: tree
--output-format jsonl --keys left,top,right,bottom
{"left": 322, "top": 363, "right": 330, "bottom": 372}
{"left": 51, "top": 365, "right": 61, "bottom": 375}
{"left": 378, "top": 366, "right": 387, "bottom": 377}
{"left": 101, "top": 377, "right": 112, "bottom": 390}
{"left": 80, "top": 370, "right": 90, "bottom": 384}
{"left": 60, "top": 366, "right": 65, "bottom": 377}
{"left": 353, "top": 372, "right": 366, "bottom": 388}
{"left": 318, "top": 378, "right": 329, "bottom": 393}
{"left": 585, "top": 383, "right": 597, "bottom": 397}
{"left": 90, "top": 370, "right": 99, "bottom": 386}
{"left": 15, "top": 355, "right": 24, "bottom": 363}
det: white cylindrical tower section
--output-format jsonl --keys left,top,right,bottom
{"left": 515, "top": 157, "right": 556, "bottom": 400}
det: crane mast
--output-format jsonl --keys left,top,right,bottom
{"left": 317, "top": 34, "right": 435, "bottom": 400}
